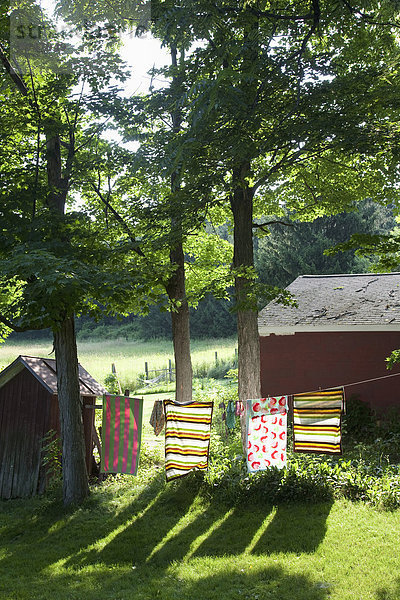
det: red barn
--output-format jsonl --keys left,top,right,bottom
{"left": 258, "top": 273, "right": 400, "bottom": 414}
{"left": 0, "top": 355, "right": 105, "bottom": 499}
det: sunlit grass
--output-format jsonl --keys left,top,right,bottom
{"left": 0, "top": 476, "right": 399, "bottom": 600}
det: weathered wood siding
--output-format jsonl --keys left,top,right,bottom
{"left": 0, "top": 369, "right": 59, "bottom": 499}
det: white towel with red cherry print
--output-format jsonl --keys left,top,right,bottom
{"left": 246, "top": 397, "right": 288, "bottom": 473}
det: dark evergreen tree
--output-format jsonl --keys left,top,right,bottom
{"left": 255, "top": 201, "right": 395, "bottom": 301}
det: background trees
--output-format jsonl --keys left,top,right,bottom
{"left": 150, "top": 0, "right": 400, "bottom": 404}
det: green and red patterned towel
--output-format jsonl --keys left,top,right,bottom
{"left": 293, "top": 389, "right": 344, "bottom": 455}
{"left": 164, "top": 400, "right": 213, "bottom": 481}
{"left": 101, "top": 394, "right": 144, "bottom": 475}
{"left": 246, "top": 397, "right": 288, "bottom": 472}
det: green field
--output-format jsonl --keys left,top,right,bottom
{"left": 0, "top": 337, "right": 237, "bottom": 390}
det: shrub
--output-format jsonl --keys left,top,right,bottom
{"left": 342, "top": 394, "right": 376, "bottom": 440}
{"left": 41, "top": 429, "right": 62, "bottom": 487}
{"left": 103, "top": 373, "right": 119, "bottom": 394}
{"left": 194, "top": 385, "right": 400, "bottom": 508}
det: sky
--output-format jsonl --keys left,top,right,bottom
{"left": 39, "top": 0, "right": 170, "bottom": 94}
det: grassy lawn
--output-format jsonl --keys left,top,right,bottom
{"left": 0, "top": 337, "right": 237, "bottom": 388}
{"left": 0, "top": 474, "right": 399, "bottom": 600}
{"left": 1, "top": 335, "right": 399, "bottom": 599}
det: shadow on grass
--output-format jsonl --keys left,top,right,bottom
{"left": 66, "top": 475, "right": 203, "bottom": 569}
{"left": 3, "top": 563, "right": 333, "bottom": 600}
{"left": 192, "top": 501, "right": 333, "bottom": 559}
{"left": 375, "top": 578, "right": 400, "bottom": 600}
{"left": 0, "top": 473, "right": 166, "bottom": 572}
{"left": 71, "top": 495, "right": 332, "bottom": 569}
{"left": 0, "top": 474, "right": 334, "bottom": 599}
{"left": 251, "top": 502, "right": 333, "bottom": 555}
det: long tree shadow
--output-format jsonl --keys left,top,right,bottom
{"left": 66, "top": 475, "right": 205, "bottom": 569}
{"left": 251, "top": 501, "right": 333, "bottom": 555}
{"left": 192, "top": 503, "right": 274, "bottom": 558}
{"left": 192, "top": 500, "right": 332, "bottom": 559}
{"left": 144, "top": 499, "right": 253, "bottom": 565}
{"left": 71, "top": 497, "right": 332, "bottom": 569}
{"left": 0, "top": 473, "right": 166, "bottom": 572}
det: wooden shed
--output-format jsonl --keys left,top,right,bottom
{"left": 0, "top": 355, "right": 105, "bottom": 499}
{"left": 258, "top": 273, "right": 400, "bottom": 415}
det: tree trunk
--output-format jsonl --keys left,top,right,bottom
{"left": 46, "top": 130, "right": 64, "bottom": 212}
{"left": 167, "top": 242, "right": 193, "bottom": 404}
{"left": 3, "top": 47, "right": 88, "bottom": 505}
{"left": 231, "top": 164, "right": 261, "bottom": 446}
{"left": 166, "top": 45, "right": 193, "bottom": 404}
{"left": 46, "top": 127, "right": 89, "bottom": 505}
{"left": 53, "top": 315, "right": 89, "bottom": 505}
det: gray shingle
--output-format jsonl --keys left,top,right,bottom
{"left": 258, "top": 273, "right": 400, "bottom": 333}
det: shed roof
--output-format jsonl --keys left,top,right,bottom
{"left": 258, "top": 272, "right": 400, "bottom": 335}
{"left": 0, "top": 355, "right": 106, "bottom": 396}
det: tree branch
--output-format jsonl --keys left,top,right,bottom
{"left": 253, "top": 221, "right": 294, "bottom": 230}
{"left": 90, "top": 182, "right": 145, "bottom": 257}
{"left": 0, "top": 43, "right": 30, "bottom": 98}
{"left": 340, "top": 0, "right": 400, "bottom": 28}
{"left": 0, "top": 314, "right": 44, "bottom": 333}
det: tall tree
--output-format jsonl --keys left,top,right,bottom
{"left": 0, "top": 1, "right": 152, "bottom": 504}
{"left": 55, "top": 0, "right": 400, "bottom": 411}
{"left": 151, "top": 0, "right": 400, "bottom": 406}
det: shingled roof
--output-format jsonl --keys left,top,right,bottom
{"left": 258, "top": 273, "right": 400, "bottom": 335}
{"left": 0, "top": 355, "right": 106, "bottom": 396}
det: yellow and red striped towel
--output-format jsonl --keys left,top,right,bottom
{"left": 293, "top": 390, "right": 344, "bottom": 455}
{"left": 164, "top": 400, "right": 213, "bottom": 481}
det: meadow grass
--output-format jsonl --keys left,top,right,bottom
{"left": 0, "top": 337, "right": 237, "bottom": 389}
{"left": 0, "top": 474, "right": 399, "bottom": 600}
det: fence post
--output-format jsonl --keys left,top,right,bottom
{"left": 169, "top": 359, "right": 172, "bottom": 382}
{"left": 215, "top": 351, "right": 218, "bottom": 364}
{"left": 145, "top": 362, "right": 149, "bottom": 381}
{"left": 235, "top": 348, "right": 237, "bottom": 357}
{"left": 111, "top": 363, "right": 116, "bottom": 374}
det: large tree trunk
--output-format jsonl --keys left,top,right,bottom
{"left": 231, "top": 164, "right": 261, "bottom": 446}
{"left": 53, "top": 315, "right": 89, "bottom": 505}
{"left": 166, "top": 45, "right": 193, "bottom": 404}
{"left": 231, "top": 15, "right": 261, "bottom": 407}
{"left": 3, "top": 46, "right": 88, "bottom": 505}
{"left": 166, "top": 242, "right": 193, "bottom": 404}
{"left": 47, "top": 128, "right": 89, "bottom": 505}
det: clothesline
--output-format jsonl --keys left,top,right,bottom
{"left": 289, "top": 370, "right": 400, "bottom": 398}
{"left": 85, "top": 370, "right": 400, "bottom": 410}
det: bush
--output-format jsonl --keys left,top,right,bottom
{"left": 194, "top": 386, "right": 400, "bottom": 509}
{"left": 206, "top": 357, "right": 238, "bottom": 380}
{"left": 342, "top": 394, "right": 376, "bottom": 440}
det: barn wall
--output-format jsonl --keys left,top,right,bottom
{"left": 260, "top": 331, "right": 400, "bottom": 414}
{"left": 0, "top": 369, "right": 59, "bottom": 499}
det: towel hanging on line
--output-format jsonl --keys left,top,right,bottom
{"left": 293, "top": 389, "right": 344, "bottom": 455}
